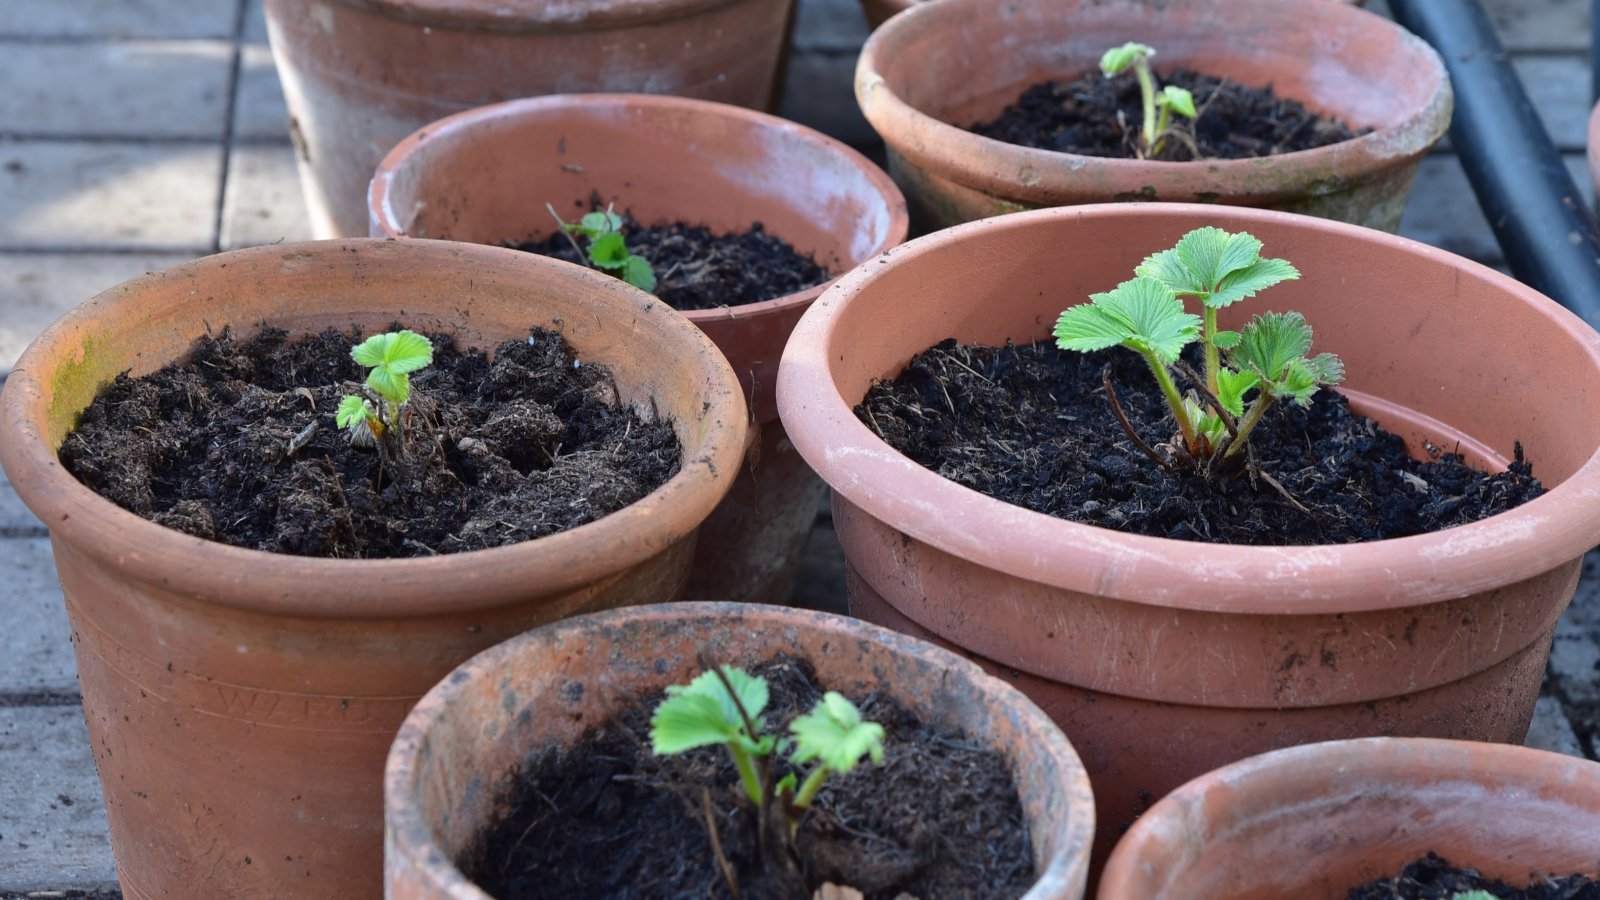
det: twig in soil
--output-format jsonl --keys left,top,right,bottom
{"left": 701, "top": 787, "right": 741, "bottom": 898}
{"left": 545, "top": 202, "right": 590, "bottom": 260}
{"left": 1174, "top": 359, "right": 1238, "bottom": 438}
{"left": 287, "top": 421, "right": 318, "bottom": 457}
{"left": 1101, "top": 367, "right": 1172, "bottom": 472}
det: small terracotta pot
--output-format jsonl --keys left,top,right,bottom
{"left": 776, "top": 203, "right": 1600, "bottom": 872}
{"left": 264, "top": 0, "right": 796, "bottom": 239}
{"left": 0, "top": 240, "right": 747, "bottom": 899}
{"left": 856, "top": 0, "right": 1447, "bottom": 231}
{"left": 859, "top": 0, "right": 1362, "bottom": 28}
{"left": 384, "top": 602, "right": 1096, "bottom": 899}
{"left": 370, "top": 93, "right": 909, "bottom": 605}
{"left": 1098, "top": 737, "right": 1600, "bottom": 899}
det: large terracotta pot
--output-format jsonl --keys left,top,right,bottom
{"left": 1098, "top": 737, "right": 1600, "bottom": 898}
{"left": 776, "top": 203, "right": 1600, "bottom": 871}
{"left": 856, "top": 0, "right": 1448, "bottom": 232}
{"left": 0, "top": 240, "right": 747, "bottom": 899}
{"left": 384, "top": 602, "right": 1097, "bottom": 899}
{"left": 859, "top": 0, "right": 1362, "bottom": 29}
{"left": 264, "top": 0, "right": 796, "bottom": 239}
{"left": 370, "top": 93, "right": 909, "bottom": 606}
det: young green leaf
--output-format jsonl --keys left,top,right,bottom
{"left": 351, "top": 330, "right": 433, "bottom": 406}
{"left": 622, "top": 255, "right": 657, "bottom": 292}
{"left": 1054, "top": 276, "right": 1201, "bottom": 365}
{"left": 1136, "top": 227, "right": 1299, "bottom": 308}
{"left": 1100, "top": 41, "right": 1152, "bottom": 77}
{"left": 1275, "top": 354, "right": 1344, "bottom": 406}
{"left": 1448, "top": 892, "right": 1496, "bottom": 900}
{"left": 1232, "top": 311, "right": 1314, "bottom": 383}
{"left": 580, "top": 210, "right": 623, "bottom": 235}
{"left": 650, "top": 666, "right": 770, "bottom": 755}
{"left": 587, "top": 232, "right": 631, "bottom": 271}
{"left": 1214, "top": 367, "right": 1260, "bottom": 418}
{"left": 335, "top": 394, "right": 375, "bottom": 430}
{"left": 1160, "top": 85, "right": 1197, "bottom": 118}
{"left": 789, "top": 692, "right": 886, "bottom": 773}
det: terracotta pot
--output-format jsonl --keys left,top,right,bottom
{"left": 0, "top": 240, "right": 747, "bottom": 899}
{"left": 1098, "top": 737, "right": 1600, "bottom": 898}
{"left": 859, "top": 0, "right": 1362, "bottom": 28}
{"left": 263, "top": 0, "right": 796, "bottom": 239}
{"left": 856, "top": 0, "right": 1447, "bottom": 232}
{"left": 1588, "top": 101, "right": 1600, "bottom": 197}
{"left": 384, "top": 601, "right": 1096, "bottom": 898}
{"left": 776, "top": 203, "right": 1600, "bottom": 871}
{"left": 370, "top": 93, "right": 909, "bottom": 605}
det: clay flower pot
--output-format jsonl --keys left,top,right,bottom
{"left": 776, "top": 203, "right": 1600, "bottom": 870}
{"left": 384, "top": 601, "right": 1097, "bottom": 898}
{"left": 856, "top": 0, "right": 1448, "bottom": 231}
{"left": 1098, "top": 737, "right": 1600, "bottom": 898}
{"left": 370, "top": 93, "right": 909, "bottom": 606}
{"left": 1588, "top": 101, "right": 1600, "bottom": 196}
{"left": 0, "top": 240, "right": 747, "bottom": 899}
{"left": 264, "top": 0, "right": 796, "bottom": 239}
{"left": 858, "top": 0, "right": 1362, "bottom": 29}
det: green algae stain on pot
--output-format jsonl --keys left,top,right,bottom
{"left": 1113, "top": 186, "right": 1160, "bottom": 202}
{"left": 46, "top": 333, "right": 109, "bottom": 444}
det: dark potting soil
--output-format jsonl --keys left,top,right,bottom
{"left": 855, "top": 340, "right": 1545, "bottom": 546}
{"left": 510, "top": 214, "right": 832, "bottom": 312}
{"left": 60, "top": 326, "right": 681, "bottom": 559}
{"left": 464, "top": 655, "right": 1037, "bottom": 900}
{"left": 1347, "top": 852, "right": 1600, "bottom": 899}
{"left": 970, "top": 69, "right": 1362, "bottom": 161}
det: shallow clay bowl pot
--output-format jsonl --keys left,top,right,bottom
{"left": 265, "top": 0, "right": 795, "bottom": 238}
{"left": 0, "top": 240, "right": 747, "bottom": 899}
{"left": 370, "top": 94, "right": 909, "bottom": 604}
{"left": 856, "top": 0, "right": 1447, "bottom": 231}
{"left": 384, "top": 602, "right": 1096, "bottom": 899}
{"left": 858, "top": 0, "right": 1361, "bottom": 29}
{"left": 776, "top": 203, "right": 1600, "bottom": 871}
{"left": 1098, "top": 737, "right": 1600, "bottom": 898}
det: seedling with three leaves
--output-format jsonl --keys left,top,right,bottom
{"left": 549, "top": 205, "right": 658, "bottom": 292}
{"left": 335, "top": 329, "right": 434, "bottom": 453}
{"left": 1054, "top": 226, "right": 1343, "bottom": 477}
{"left": 650, "top": 665, "right": 885, "bottom": 834}
{"left": 1100, "top": 42, "right": 1199, "bottom": 158}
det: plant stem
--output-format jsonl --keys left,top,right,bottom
{"left": 1134, "top": 60, "right": 1158, "bottom": 155}
{"left": 1224, "top": 394, "right": 1273, "bottom": 458}
{"left": 1203, "top": 306, "right": 1220, "bottom": 394}
{"left": 730, "top": 744, "right": 764, "bottom": 807}
{"left": 1141, "top": 350, "right": 1197, "bottom": 449}
{"left": 1151, "top": 100, "right": 1172, "bottom": 157}
{"left": 792, "top": 765, "right": 831, "bottom": 812}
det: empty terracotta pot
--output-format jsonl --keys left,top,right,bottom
{"left": 264, "top": 0, "right": 796, "bottom": 238}
{"left": 384, "top": 602, "right": 1097, "bottom": 899}
{"left": 1098, "top": 737, "right": 1600, "bottom": 898}
{"left": 776, "top": 203, "right": 1600, "bottom": 872}
{"left": 0, "top": 240, "right": 747, "bottom": 898}
{"left": 856, "top": 0, "right": 1448, "bottom": 231}
{"left": 370, "top": 93, "right": 909, "bottom": 605}
{"left": 858, "top": 0, "right": 1361, "bottom": 29}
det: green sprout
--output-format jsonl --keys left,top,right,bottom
{"left": 1449, "top": 893, "right": 1497, "bottom": 900}
{"left": 1100, "top": 41, "right": 1198, "bottom": 158}
{"left": 649, "top": 666, "right": 885, "bottom": 831}
{"left": 336, "top": 329, "right": 433, "bottom": 449}
{"left": 1054, "top": 227, "right": 1342, "bottom": 474}
{"left": 551, "top": 206, "right": 657, "bottom": 293}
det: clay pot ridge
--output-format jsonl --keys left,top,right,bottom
{"left": 778, "top": 203, "right": 1600, "bottom": 615}
{"left": 1097, "top": 737, "right": 1600, "bottom": 899}
{"left": 384, "top": 602, "right": 1097, "bottom": 899}
{"left": 858, "top": 0, "right": 1364, "bottom": 30}
{"left": 334, "top": 0, "right": 753, "bottom": 33}
{"left": 0, "top": 239, "right": 748, "bottom": 620}
{"left": 857, "top": 0, "right": 1451, "bottom": 227}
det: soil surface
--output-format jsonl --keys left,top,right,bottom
{"left": 61, "top": 326, "right": 680, "bottom": 559}
{"left": 970, "top": 69, "right": 1361, "bottom": 161}
{"left": 511, "top": 212, "right": 832, "bottom": 312}
{"left": 464, "top": 655, "right": 1037, "bottom": 900}
{"left": 1347, "top": 852, "right": 1600, "bottom": 898}
{"left": 855, "top": 339, "right": 1545, "bottom": 546}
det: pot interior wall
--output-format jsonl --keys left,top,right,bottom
{"left": 32, "top": 241, "right": 725, "bottom": 457}
{"left": 379, "top": 101, "right": 895, "bottom": 272}
{"left": 1119, "top": 741, "right": 1600, "bottom": 899}
{"left": 822, "top": 208, "right": 1600, "bottom": 486}
{"left": 877, "top": 0, "right": 1442, "bottom": 133}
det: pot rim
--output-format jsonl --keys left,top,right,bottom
{"left": 319, "top": 0, "right": 754, "bottom": 34}
{"left": 369, "top": 92, "right": 911, "bottom": 329}
{"left": 776, "top": 203, "right": 1600, "bottom": 615}
{"left": 383, "top": 601, "right": 1097, "bottom": 900}
{"left": 856, "top": 0, "right": 1453, "bottom": 204}
{"left": 1097, "top": 735, "right": 1600, "bottom": 897}
{"left": 0, "top": 239, "right": 748, "bottom": 620}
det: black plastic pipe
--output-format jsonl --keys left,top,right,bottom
{"left": 1388, "top": 0, "right": 1600, "bottom": 325}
